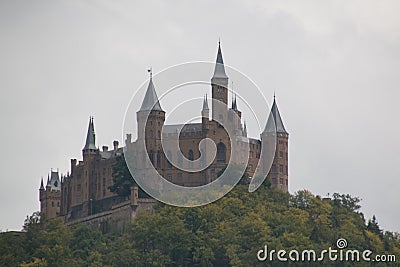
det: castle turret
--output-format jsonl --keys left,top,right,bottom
{"left": 39, "top": 170, "right": 62, "bottom": 221}
{"left": 262, "top": 97, "right": 289, "bottom": 191}
{"left": 137, "top": 70, "right": 165, "bottom": 169}
{"left": 211, "top": 41, "right": 229, "bottom": 122}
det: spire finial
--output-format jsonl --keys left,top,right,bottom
{"left": 148, "top": 67, "right": 152, "bottom": 79}
{"left": 273, "top": 90, "right": 276, "bottom": 99}
{"left": 218, "top": 37, "right": 220, "bottom": 46}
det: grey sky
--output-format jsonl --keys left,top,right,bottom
{"left": 0, "top": 0, "right": 399, "bottom": 232}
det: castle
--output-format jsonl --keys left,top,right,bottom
{"left": 39, "top": 43, "right": 289, "bottom": 227}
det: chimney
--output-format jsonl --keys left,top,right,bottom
{"left": 113, "top": 140, "right": 119, "bottom": 151}
{"left": 126, "top": 133, "right": 132, "bottom": 144}
{"left": 102, "top": 146, "right": 108, "bottom": 152}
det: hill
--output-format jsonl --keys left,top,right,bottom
{"left": 1, "top": 185, "right": 399, "bottom": 266}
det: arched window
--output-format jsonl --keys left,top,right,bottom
{"left": 177, "top": 151, "right": 183, "bottom": 168}
{"left": 157, "top": 150, "right": 161, "bottom": 168}
{"left": 149, "top": 130, "right": 154, "bottom": 138}
{"left": 167, "top": 151, "right": 172, "bottom": 168}
{"left": 158, "top": 130, "right": 161, "bottom": 139}
{"left": 188, "top": 149, "right": 194, "bottom": 161}
{"left": 216, "top": 142, "right": 226, "bottom": 163}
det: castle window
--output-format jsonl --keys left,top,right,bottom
{"left": 188, "top": 149, "right": 194, "bottom": 161}
{"left": 272, "top": 164, "right": 276, "bottom": 172}
{"left": 150, "top": 130, "right": 154, "bottom": 138}
{"left": 77, "top": 184, "right": 81, "bottom": 192}
{"left": 57, "top": 202, "right": 60, "bottom": 207}
{"left": 158, "top": 130, "right": 161, "bottom": 139}
{"left": 158, "top": 121, "right": 160, "bottom": 126}
{"left": 280, "top": 178, "right": 284, "bottom": 185}
{"left": 52, "top": 201, "right": 54, "bottom": 207}
{"left": 216, "top": 142, "right": 226, "bottom": 163}
{"left": 280, "top": 165, "right": 284, "bottom": 173}
{"left": 167, "top": 174, "right": 172, "bottom": 181}
{"left": 157, "top": 150, "right": 161, "bottom": 167}
{"left": 167, "top": 151, "right": 173, "bottom": 168}
{"left": 177, "top": 173, "right": 183, "bottom": 180}
{"left": 280, "top": 151, "right": 284, "bottom": 158}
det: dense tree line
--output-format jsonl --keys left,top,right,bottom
{"left": 1, "top": 185, "right": 399, "bottom": 266}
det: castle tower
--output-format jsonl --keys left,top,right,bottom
{"left": 82, "top": 117, "right": 100, "bottom": 214}
{"left": 137, "top": 70, "right": 165, "bottom": 170}
{"left": 262, "top": 97, "right": 289, "bottom": 191}
{"left": 39, "top": 170, "right": 61, "bottom": 220}
{"left": 211, "top": 42, "right": 229, "bottom": 122}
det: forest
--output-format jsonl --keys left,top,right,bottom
{"left": 1, "top": 183, "right": 399, "bottom": 266}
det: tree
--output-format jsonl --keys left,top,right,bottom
{"left": 367, "top": 215, "right": 383, "bottom": 238}
{"left": 109, "top": 154, "right": 136, "bottom": 197}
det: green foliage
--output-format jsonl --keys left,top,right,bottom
{"left": 109, "top": 154, "right": 136, "bottom": 197}
{"left": 1, "top": 186, "right": 399, "bottom": 266}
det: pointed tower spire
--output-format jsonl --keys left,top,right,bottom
{"left": 202, "top": 94, "right": 209, "bottom": 110}
{"left": 46, "top": 174, "right": 50, "bottom": 187}
{"left": 212, "top": 41, "right": 228, "bottom": 79}
{"left": 140, "top": 69, "right": 163, "bottom": 111}
{"left": 243, "top": 121, "right": 248, "bottom": 137}
{"left": 232, "top": 94, "right": 238, "bottom": 110}
{"left": 40, "top": 177, "right": 44, "bottom": 190}
{"left": 83, "top": 117, "right": 96, "bottom": 150}
{"left": 263, "top": 97, "right": 288, "bottom": 134}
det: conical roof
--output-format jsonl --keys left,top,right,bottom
{"left": 83, "top": 117, "right": 96, "bottom": 150}
{"left": 212, "top": 42, "right": 228, "bottom": 79}
{"left": 264, "top": 98, "right": 288, "bottom": 134}
{"left": 140, "top": 77, "right": 163, "bottom": 111}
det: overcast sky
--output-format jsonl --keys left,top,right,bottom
{"left": 0, "top": 0, "right": 399, "bottom": 232}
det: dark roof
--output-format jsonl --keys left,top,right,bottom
{"left": 39, "top": 178, "right": 44, "bottom": 190}
{"left": 264, "top": 98, "right": 288, "bottom": 134}
{"left": 83, "top": 117, "right": 96, "bottom": 150}
{"left": 212, "top": 42, "right": 228, "bottom": 79}
{"left": 140, "top": 78, "right": 163, "bottom": 111}
{"left": 47, "top": 171, "right": 61, "bottom": 191}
